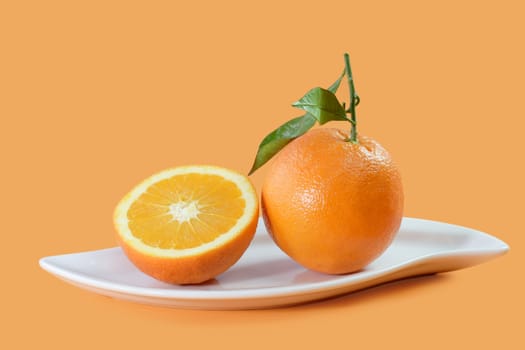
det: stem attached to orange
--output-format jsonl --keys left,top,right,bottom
{"left": 344, "top": 53, "right": 359, "bottom": 144}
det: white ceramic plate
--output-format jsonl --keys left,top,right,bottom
{"left": 39, "top": 217, "right": 508, "bottom": 310}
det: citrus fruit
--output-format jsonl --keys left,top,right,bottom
{"left": 113, "top": 165, "right": 259, "bottom": 284}
{"left": 261, "top": 128, "right": 404, "bottom": 274}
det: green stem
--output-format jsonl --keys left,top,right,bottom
{"left": 344, "top": 53, "right": 358, "bottom": 143}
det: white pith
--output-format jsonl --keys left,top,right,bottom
{"left": 114, "top": 165, "right": 257, "bottom": 258}
{"left": 169, "top": 201, "right": 200, "bottom": 222}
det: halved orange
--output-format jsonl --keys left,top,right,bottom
{"left": 113, "top": 165, "right": 259, "bottom": 284}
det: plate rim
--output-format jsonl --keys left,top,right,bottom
{"left": 39, "top": 217, "right": 509, "bottom": 302}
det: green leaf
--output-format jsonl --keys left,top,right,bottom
{"left": 248, "top": 114, "right": 316, "bottom": 175}
{"left": 292, "top": 87, "right": 347, "bottom": 124}
{"left": 327, "top": 69, "right": 345, "bottom": 93}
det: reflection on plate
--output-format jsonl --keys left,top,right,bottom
{"left": 39, "top": 217, "right": 508, "bottom": 310}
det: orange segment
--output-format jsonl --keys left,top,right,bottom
{"left": 126, "top": 173, "right": 245, "bottom": 249}
{"left": 113, "top": 165, "right": 259, "bottom": 284}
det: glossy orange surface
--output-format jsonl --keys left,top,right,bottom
{"left": 262, "top": 128, "right": 403, "bottom": 273}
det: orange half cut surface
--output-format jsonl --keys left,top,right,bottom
{"left": 113, "top": 165, "right": 259, "bottom": 284}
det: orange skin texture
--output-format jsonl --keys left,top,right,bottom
{"left": 116, "top": 207, "right": 259, "bottom": 285}
{"left": 261, "top": 128, "right": 404, "bottom": 274}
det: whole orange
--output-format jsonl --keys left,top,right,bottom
{"left": 261, "top": 127, "right": 404, "bottom": 274}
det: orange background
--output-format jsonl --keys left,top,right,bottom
{"left": 2, "top": 0, "right": 524, "bottom": 348}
